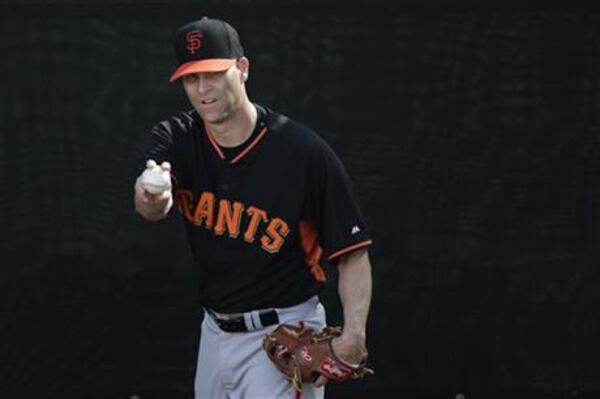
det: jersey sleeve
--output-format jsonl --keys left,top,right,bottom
{"left": 304, "top": 136, "right": 373, "bottom": 263}
{"left": 142, "top": 121, "right": 174, "bottom": 167}
{"left": 139, "top": 118, "right": 185, "bottom": 191}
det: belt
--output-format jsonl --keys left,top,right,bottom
{"left": 207, "top": 308, "right": 279, "bottom": 333}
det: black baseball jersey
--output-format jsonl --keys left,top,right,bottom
{"left": 142, "top": 104, "right": 372, "bottom": 313}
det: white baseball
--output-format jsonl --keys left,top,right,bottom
{"left": 140, "top": 164, "right": 171, "bottom": 194}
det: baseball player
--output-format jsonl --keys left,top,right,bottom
{"left": 134, "top": 17, "right": 373, "bottom": 399}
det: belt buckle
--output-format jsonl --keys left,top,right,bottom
{"left": 219, "top": 318, "right": 234, "bottom": 331}
{"left": 212, "top": 312, "right": 244, "bottom": 332}
{"left": 210, "top": 309, "right": 232, "bottom": 323}
{"left": 216, "top": 314, "right": 232, "bottom": 322}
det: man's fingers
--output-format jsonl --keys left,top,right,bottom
{"left": 161, "top": 161, "right": 171, "bottom": 171}
{"left": 145, "top": 159, "right": 171, "bottom": 172}
{"left": 314, "top": 375, "right": 328, "bottom": 387}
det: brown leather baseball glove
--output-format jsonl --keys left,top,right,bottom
{"left": 263, "top": 323, "right": 373, "bottom": 391}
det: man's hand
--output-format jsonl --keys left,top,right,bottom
{"left": 134, "top": 159, "right": 173, "bottom": 221}
{"left": 314, "top": 332, "right": 367, "bottom": 387}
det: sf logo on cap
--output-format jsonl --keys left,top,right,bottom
{"left": 186, "top": 30, "right": 203, "bottom": 54}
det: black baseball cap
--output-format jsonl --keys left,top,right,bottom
{"left": 169, "top": 17, "right": 244, "bottom": 82}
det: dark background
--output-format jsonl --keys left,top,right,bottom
{"left": 1, "top": 0, "right": 600, "bottom": 398}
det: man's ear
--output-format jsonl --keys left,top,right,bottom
{"left": 237, "top": 57, "right": 250, "bottom": 82}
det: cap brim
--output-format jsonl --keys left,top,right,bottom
{"left": 169, "top": 59, "right": 236, "bottom": 82}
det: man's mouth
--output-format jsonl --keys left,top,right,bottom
{"left": 201, "top": 98, "right": 217, "bottom": 105}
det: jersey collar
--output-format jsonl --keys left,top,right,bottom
{"left": 204, "top": 123, "right": 268, "bottom": 164}
{"left": 202, "top": 105, "right": 269, "bottom": 164}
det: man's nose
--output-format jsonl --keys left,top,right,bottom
{"left": 197, "top": 74, "right": 210, "bottom": 93}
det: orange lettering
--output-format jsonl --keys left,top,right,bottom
{"left": 261, "top": 217, "right": 290, "bottom": 253}
{"left": 193, "top": 191, "right": 215, "bottom": 228}
{"left": 244, "top": 206, "right": 268, "bottom": 243}
{"left": 175, "top": 190, "right": 194, "bottom": 222}
{"left": 214, "top": 199, "right": 244, "bottom": 238}
{"left": 177, "top": 193, "right": 293, "bottom": 252}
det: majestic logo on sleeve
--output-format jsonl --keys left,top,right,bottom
{"left": 186, "top": 30, "right": 203, "bottom": 54}
{"left": 176, "top": 190, "right": 290, "bottom": 254}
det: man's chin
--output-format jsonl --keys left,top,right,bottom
{"left": 198, "top": 110, "right": 229, "bottom": 125}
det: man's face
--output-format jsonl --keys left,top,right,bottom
{"left": 181, "top": 60, "right": 247, "bottom": 125}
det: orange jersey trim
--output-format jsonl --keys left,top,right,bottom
{"left": 204, "top": 125, "right": 268, "bottom": 164}
{"left": 327, "top": 240, "right": 373, "bottom": 261}
{"left": 299, "top": 220, "right": 326, "bottom": 282}
{"left": 204, "top": 123, "right": 226, "bottom": 160}
{"left": 231, "top": 127, "right": 268, "bottom": 164}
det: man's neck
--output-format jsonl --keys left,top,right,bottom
{"left": 207, "top": 101, "right": 257, "bottom": 148}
